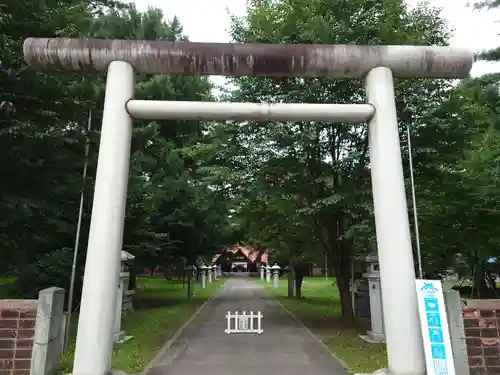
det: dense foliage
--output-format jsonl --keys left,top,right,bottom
{"left": 0, "top": 0, "right": 235, "bottom": 302}
{"left": 213, "top": 0, "right": 500, "bottom": 308}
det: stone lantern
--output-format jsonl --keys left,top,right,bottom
{"left": 265, "top": 265, "right": 271, "bottom": 283}
{"left": 199, "top": 263, "right": 207, "bottom": 289}
{"left": 207, "top": 263, "right": 213, "bottom": 283}
{"left": 113, "top": 251, "right": 135, "bottom": 343}
{"left": 359, "top": 253, "right": 385, "bottom": 343}
{"left": 260, "top": 264, "right": 265, "bottom": 280}
{"left": 271, "top": 263, "right": 281, "bottom": 289}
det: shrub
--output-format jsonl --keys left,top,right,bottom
{"left": 14, "top": 247, "right": 84, "bottom": 308}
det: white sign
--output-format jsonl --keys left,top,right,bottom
{"left": 415, "top": 280, "right": 456, "bottom": 375}
{"left": 225, "top": 310, "right": 263, "bottom": 334}
{"left": 238, "top": 315, "right": 249, "bottom": 330}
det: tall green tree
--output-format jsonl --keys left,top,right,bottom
{"left": 0, "top": 1, "right": 233, "bottom": 300}
{"left": 414, "top": 72, "right": 500, "bottom": 296}
{"left": 221, "top": 0, "right": 455, "bottom": 319}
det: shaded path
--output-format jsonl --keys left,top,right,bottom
{"left": 147, "top": 278, "right": 347, "bottom": 375}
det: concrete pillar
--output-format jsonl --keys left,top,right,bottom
{"left": 366, "top": 276, "right": 385, "bottom": 341}
{"left": 360, "top": 254, "right": 385, "bottom": 343}
{"left": 366, "top": 67, "right": 425, "bottom": 375}
{"left": 271, "top": 264, "right": 280, "bottom": 289}
{"left": 265, "top": 265, "right": 271, "bottom": 283}
{"left": 31, "top": 287, "right": 65, "bottom": 375}
{"left": 212, "top": 265, "right": 218, "bottom": 280}
{"left": 260, "top": 265, "right": 265, "bottom": 280}
{"left": 113, "top": 279, "right": 124, "bottom": 343}
{"left": 444, "top": 290, "right": 469, "bottom": 375}
{"left": 73, "top": 61, "right": 134, "bottom": 375}
{"left": 199, "top": 264, "right": 207, "bottom": 289}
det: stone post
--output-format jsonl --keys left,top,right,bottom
{"left": 271, "top": 264, "right": 281, "bottom": 289}
{"left": 286, "top": 266, "right": 294, "bottom": 297}
{"left": 31, "top": 287, "right": 65, "bottom": 375}
{"left": 265, "top": 265, "right": 271, "bottom": 283}
{"left": 212, "top": 265, "right": 218, "bottom": 280}
{"left": 199, "top": 264, "right": 207, "bottom": 289}
{"left": 443, "top": 289, "right": 469, "bottom": 375}
{"left": 360, "top": 253, "right": 385, "bottom": 343}
{"left": 113, "top": 279, "right": 124, "bottom": 343}
{"left": 260, "top": 265, "right": 265, "bottom": 280}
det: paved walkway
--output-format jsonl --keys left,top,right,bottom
{"left": 146, "top": 278, "right": 347, "bottom": 375}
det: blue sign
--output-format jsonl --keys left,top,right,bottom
{"left": 429, "top": 328, "right": 444, "bottom": 343}
{"left": 426, "top": 313, "right": 441, "bottom": 327}
{"left": 431, "top": 344, "right": 446, "bottom": 360}
{"left": 424, "top": 298, "right": 440, "bottom": 312}
{"left": 416, "top": 280, "right": 455, "bottom": 375}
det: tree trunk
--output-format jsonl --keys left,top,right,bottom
{"left": 162, "top": 269, "right": 173, "bottom": 281}
{"left": 127, "top": 262, "right": 137, "bottom": 290}
{"left": 474, "top": 261, "right": 488, "bottom": 298}
{"left": 326, "top": 218, "right": 354, "bottom": 322}
{"left": 294, "top": 270, "right": 304, "bottom": 299}
{"left": 287, "top": 266, "right": 294, "bottom": 297}
{"left": 334, "top": 261, "right": 354, "bottom": 323}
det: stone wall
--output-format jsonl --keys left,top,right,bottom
{"left": 462, "top": 299, "right": 500, "bottom": 375}
{"left": 0, "top": 300, "right": 38, "bottom": 375}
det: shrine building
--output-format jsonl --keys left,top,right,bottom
{"left": 212, "top": 246, "right": 269, "bottom": 273}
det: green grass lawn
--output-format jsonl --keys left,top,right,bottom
{"left": 260, "top": 277, "right": 387, "bottom": 374}
{"left": 0, "top": 276, "right": 17, "bottom": 298}
{"left": 58, "top": 276, "right": 225, "bottom": 374}
{"left": 0, "top": 276, "right": 17, "bottom": 285}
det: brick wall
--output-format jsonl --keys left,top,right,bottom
{"left": 463, "top": 299, "right": 500, "bottom": 375}
{"left": 0, "top": 300, "right": 38, "bottom": 375}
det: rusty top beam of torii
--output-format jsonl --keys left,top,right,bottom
{"left": 23, "top": 38, "right": 473, "bottom": 78}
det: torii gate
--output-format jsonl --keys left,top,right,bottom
{"left": 23, "top": 38, "right": 472, "bottom": 375}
